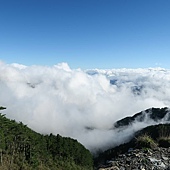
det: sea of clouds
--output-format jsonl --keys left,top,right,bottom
{"left": 0, "top": 61, "right": 170, "bottom": 152}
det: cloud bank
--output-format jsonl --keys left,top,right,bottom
{"left": 0, "top": 62, "right": 170, "bottom": 151}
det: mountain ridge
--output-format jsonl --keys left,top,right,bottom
{"left": 113, "top": 107, "right": 170, "bottom": 129}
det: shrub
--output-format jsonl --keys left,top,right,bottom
{"left": 135, "top": 134, "right": 157, "bottom": 149}
{"left": 158, "top": 137, "right": 170, "bottom": 148}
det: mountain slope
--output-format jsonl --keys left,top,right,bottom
{"left": 0, "top": 107, "right": 93, "bottom": 170}
{"left": 95, "top": 107, "right": 170, "bottom": 169}
{"left": 95, "top": 123, "right": 170, "bottom": 169}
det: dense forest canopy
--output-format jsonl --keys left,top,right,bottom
{"left": 0, "top": 107, "right": 93, "bottom": 170}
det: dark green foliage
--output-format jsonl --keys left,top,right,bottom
{"left": 135, "top": 123, "right": 170, "bottom": 140}
{"left": 135, "top": 134, "right": 157, "bottom": 149}
{"left": 0, "top": 109, "right": 93, "bottom": 170}
{"left": 158, "top": 137, "right": 170, "bottom": 148}
{"left": 0, "top": 107, "right": 6, "bottom": 110}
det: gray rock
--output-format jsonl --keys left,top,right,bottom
{"left": 98, "top": 147, "right": 170, "bottom": 170}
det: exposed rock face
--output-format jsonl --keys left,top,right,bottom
{"left": 98, "top": 147, "right": 170, "bottom": 170}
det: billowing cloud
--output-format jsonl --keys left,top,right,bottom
{"left": 0, "top": 62, "right": 170, "bottom": 152}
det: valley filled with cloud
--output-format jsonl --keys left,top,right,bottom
{"left": 0, "top": 61, "right": 170, "bottom": 152}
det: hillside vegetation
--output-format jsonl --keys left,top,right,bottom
{"left": 0, "top": 107, "right": 93, "bottom": 170}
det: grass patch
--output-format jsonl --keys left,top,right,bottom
{"left": 135, "top": 134, "right": 157, "bottom": 149}
{"left": 158, "top": 137, "right": 170, "bottom": 148}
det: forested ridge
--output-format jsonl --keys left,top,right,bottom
{"left": 0, "top": 107, "right": 93, "bottom": 170}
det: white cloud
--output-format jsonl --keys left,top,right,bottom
{"left": 0, "top": 63, "right": 170, "bottom": 152}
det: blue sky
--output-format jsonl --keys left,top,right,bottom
{"left": 0, "top": 0, "right": 170, "bottom": 69}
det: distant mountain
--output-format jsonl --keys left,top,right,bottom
{"left": 0, "top": 106, "right": 6, "bottom": 110}
{"left": 113, "top": 107, "right": 170, "bottom": 129}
